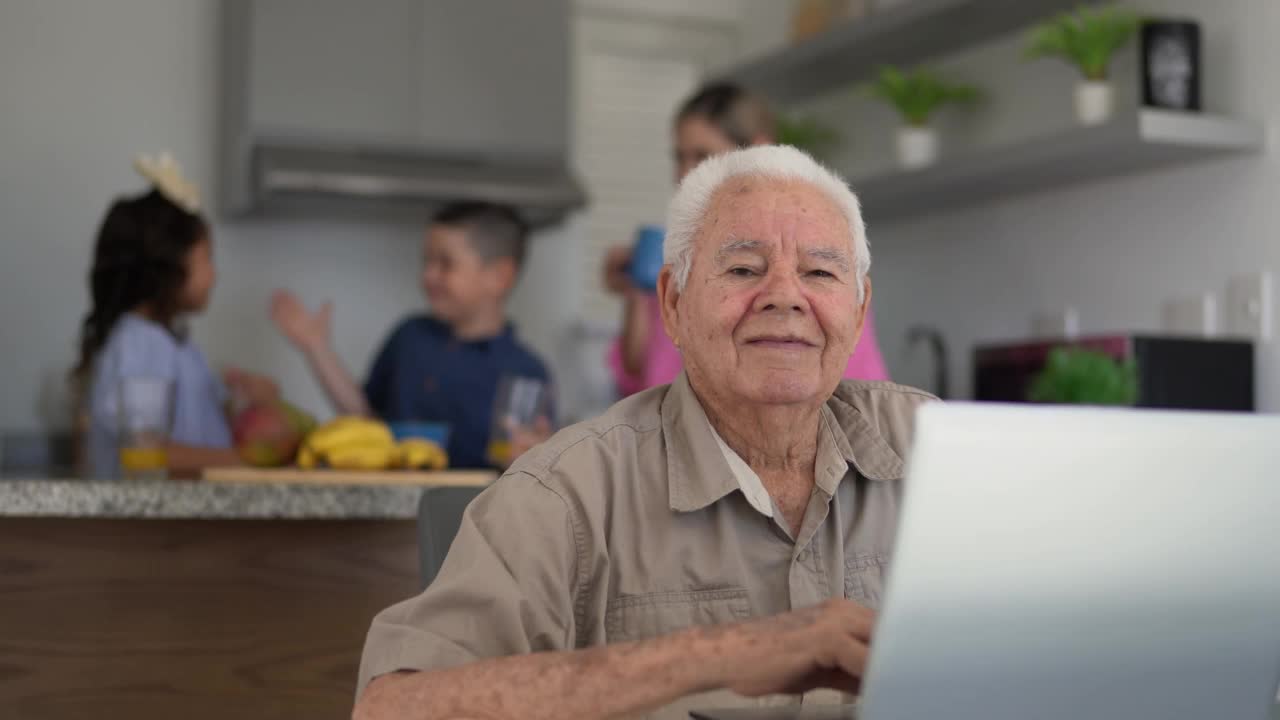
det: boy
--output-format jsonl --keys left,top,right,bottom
{"left": 271, "top": 202, "right": 552, "bottom": 469}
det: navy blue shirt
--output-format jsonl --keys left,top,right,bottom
{"left": 364, "top": 316, "right": 552, "bottom": 469}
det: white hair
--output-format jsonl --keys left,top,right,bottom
{"left": 664, "top": 145, "right": 870, "bottom": 302}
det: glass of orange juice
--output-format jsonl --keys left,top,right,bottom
{"left": 486, "top": 375, "right": 550, "bottom": 468}
{"left": 117, "top": 377, "right": 172, "bottom": 480}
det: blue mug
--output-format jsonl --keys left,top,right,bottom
{"left": 628, "top": 225, "right": 665, "bottom": 292}
{"left": 388, "top": 422, "right": 452, "bottom": 448}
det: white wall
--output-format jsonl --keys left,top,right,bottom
{"left": 737, "top": 0, "right": 1280, "bottom": 410}
{"left": 0, "top": 0, "right": 584, "bottom": 430}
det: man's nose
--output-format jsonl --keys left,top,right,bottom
{"left": 753, "top": 268, "right": 806, "bottom": 314}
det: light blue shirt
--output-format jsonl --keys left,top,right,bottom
{"left": 87, "top": 313, "right": 231, "bottom": 478}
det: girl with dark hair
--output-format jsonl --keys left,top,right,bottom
{"left": 601, "top": 82, "right": 889, "bottom": 395}
{"left": 76, "top": 156, "right": 276, "bottom": 477}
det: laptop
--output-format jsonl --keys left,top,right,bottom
{"left": 696, "top": 403, "right": 1280, "bottom": 720}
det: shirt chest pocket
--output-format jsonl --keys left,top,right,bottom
{"left": 844, "top": 553, "right": 889, "bottom": 609}
{"left": 604, "top": 587, "right": 752, "bottom": 643}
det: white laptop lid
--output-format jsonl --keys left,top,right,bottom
{"left": 860, "top": 403, "right": 1280, "bottom": 720}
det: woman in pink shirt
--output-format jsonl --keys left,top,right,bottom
{"left": 604, "top": 82, "right": 890, "bottom": 396}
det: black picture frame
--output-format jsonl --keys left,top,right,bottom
{"left": 1142, "top": 20, "right": 1201, "bottom": 112}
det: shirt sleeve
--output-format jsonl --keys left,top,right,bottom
{"left": 86, "top": 322, "right": 184, "bottom": 477}
{"left": 88, "top": 321, "right": 180, "bottom": 430}
{"left": 363, "top": 320, "right": 410, "bottom": 418}
{"left": 356, "top": 474, "right": 579, "bottom": 697}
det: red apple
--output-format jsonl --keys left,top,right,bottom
{"left": 232, "top": 402, "right": 306, "bottom": 467}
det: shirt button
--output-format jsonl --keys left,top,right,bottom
{"left": 797, "top": 548, "right": 811, "bottom": 562}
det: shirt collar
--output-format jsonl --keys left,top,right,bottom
{"left": 824, "top": 390, "right": 906, "bottom": 482}
{"left": 426, "top": 315, "right": 516, "bottom": 347}
{"left": 663, "top": 374, "right": 904, "bottom": 514}
{"left": 663, "top": 374, "right": 739, "bottom": 513}
{"left": 708, "top": 423, "right": 775, "bottom": 518}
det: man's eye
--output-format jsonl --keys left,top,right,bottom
{"left": 808, "top": 269, "right": 835, "bottom": 279}
{"left": 728, "top": 267, "right": 757, "bottom": 277}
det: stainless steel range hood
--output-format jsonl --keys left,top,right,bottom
{"left": 219, "top": 0, "right": 584, "bottom": 227}
{"left": 252, "top": 141, "right": 585, "bottom": 228}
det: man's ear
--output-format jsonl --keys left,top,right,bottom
{"left": 656, "top": 265, "right": 681, "bottom": 348}
{"left": 851, "top": 276, "right": 872, "bottom": 348}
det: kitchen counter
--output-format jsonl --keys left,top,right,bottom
{"left": 0, "top": 477, "right": 424, "bottom": 519}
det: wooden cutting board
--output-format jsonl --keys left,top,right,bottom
{"left": 201, "top": 467, "right": 496, "bottom": 487}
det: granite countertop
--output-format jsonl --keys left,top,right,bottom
{"left": 0, "top": 478, "right": 424, "bottom": 519}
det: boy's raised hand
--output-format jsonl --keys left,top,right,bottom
{"left": 271, "top": 289, "right": 332, "bottom": 353}
{"left": 269, "top": 290, "right": 371, "bottom": 417}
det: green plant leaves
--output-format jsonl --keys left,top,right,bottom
{"left": 869, "top": 66, "right": 980, "bottom": 126}
{"left": 1025, "top": 4, "right": 1141, "bottom": 80}
{"left": 775, "top": 114, "right": 840, "bottom": 154}
{"left": 1027, "top": 346, "right": 1139, "bottom": 406}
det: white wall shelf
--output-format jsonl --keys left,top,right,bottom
{"left": 719, "top": 0, "right": 1094, "bottom": 104}
{"left": 849, "top": 110, "right": 1265, "bottom": 222}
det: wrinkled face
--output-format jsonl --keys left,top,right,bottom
{"left": 421, "top": 224, "right": 514, "bottom": 324}
{"left": 178, "top": 233, "right": 215, "bottom": 311}
{"left": 673, "top": 115, "right": 741, "bottom": 184}
{"left": 659, "top": 177, "right": 870, "bottom": 408}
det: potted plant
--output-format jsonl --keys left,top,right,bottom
{"left": 1025, "top": 5, "right": 1142, "bottom": 126}
{"left": 1027, "top": 347, "right": 1139, "bottom": 406}
{"left": 869, "top": 66, "right": 979, "bottom": 170}
{"left": 775, "top": 114, "right": 840, "bottom": 157}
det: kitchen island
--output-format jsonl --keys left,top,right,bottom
{"left": 0, "top": 475, "right": 490, "bottom": 720}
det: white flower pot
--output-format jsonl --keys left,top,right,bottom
{"left": 1075, "top": 80, "right": 1115, "bottom": 126}
{"left": 896, "top": 126, "right": 938, "bottom": 170}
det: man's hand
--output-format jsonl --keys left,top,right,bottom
{"left": 718, "top": 599, "right": 875, "bottom": 697}
{"left": 354, "top": 598, "right": 876, "bottom": 720}
{"left": 271, "top": 289, "right": 331, "bottom": 354}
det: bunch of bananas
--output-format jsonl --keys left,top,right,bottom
{"left": 297, "top": 417, "right": 448, "bottom": 471}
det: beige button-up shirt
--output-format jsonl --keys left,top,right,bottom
{"left": 359, "top": 374, "right": 933, "bottom": 718}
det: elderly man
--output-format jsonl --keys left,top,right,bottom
{"left": 355, "top": 146, "right": 933, "bottom": 720}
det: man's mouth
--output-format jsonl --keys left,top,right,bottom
{"left": 744, "top": 334, "right": 817, "bottom": 349}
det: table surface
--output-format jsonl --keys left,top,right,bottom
{"left": 0, "top": 477, "right": 435, "bottom": 519}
